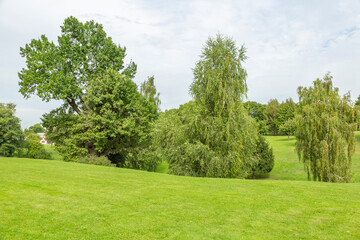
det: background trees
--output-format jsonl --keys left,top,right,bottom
{"left": 0, "top": 103, "right": 24, "bottom": 156}
{"left": 295, "top": 73, "right": 357, "bottom": 182}
{"left": 19, "top": 17, "right": 158, "bottom": 166}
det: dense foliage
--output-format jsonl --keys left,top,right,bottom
{"left": 24, "top": 133, "right": 51, "bottom": 159}
{"left": 153, "top": 35, "right": 274, "bottom": 178}
{"left": 19, "top": 17, "right": 159, "bottom": 168}
{"left": 0, "top": 103, "right": 24, "bottom": 156}
{"left": 247, "top": 135, "right": 275, "bottom": 178}
{"left": 295, "top": 73, "right": 358, "bottom": 182}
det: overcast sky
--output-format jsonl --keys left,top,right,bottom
{"left": 1, "top": 0, "right": 360, "bottom": 128}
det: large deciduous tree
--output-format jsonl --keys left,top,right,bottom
{"left": 19, "top": 17, "right": 158, "bottom": 163}
{"left": 295, "top": 73, "right": 357, "bottom": 182}
{"left": 0, "top": 103, "right": 24, "bottom": 156}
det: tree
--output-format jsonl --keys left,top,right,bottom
{"left": 27, "top": 123, "right": 45, "bottom": 133}
{"left": 19, "top": 17, "right": 158, "bottom": 165}
{"left": 247, "top": 135, "right": 274, "bottom": 179}
{"left": 279, "top": 118, "right": 296, "bottom": 141}
{"left": 275, "top": 98, "right": 296, "bottom": 130}
{"left": 295, "top": 73, "right": 357, "bottom": 182}
{"left": 140, "top": 75, "right": 161, "bottom": 111}
{"left": 42, "top": 69, "right": 158, "bottom": 162}
{"left": 244, "top": 101, "right": 265, "bottom": 121}
{"left": 264, "top": 99, "right": 280, "bottom": 135}
{"left": 0, "top": 103, "right": 24, "bottom": 156}
{"left": 25, "top": 133, "right": 51, "bottom": 159}
{"left": 153, "top": 35, "right": 259, "bottom": 178}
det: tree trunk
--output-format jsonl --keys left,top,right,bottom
{"left": 252, "top": 172, "right": 256, "bottom": 179}
{"left": 88, "top": 143, "right": 99, "bottom": 156}
{"left": 288, "top": 135, "right": 290, "bottom": 141}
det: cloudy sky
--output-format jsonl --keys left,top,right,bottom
{"left": 1, "top": 0, "right": 360, "bottom": 128}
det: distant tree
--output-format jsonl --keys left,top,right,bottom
{"left": 153, "top": 35, "right": 258, "bottom": 178}
{"left": 140, "top": 75, "right": 161, "bottom": 111}
{"left": 0, "top": 103, "right": 24, "bottom": 156}
{"left": 279, "top": 118, "right": 296, "bottom": 141}
{"left": 25, "top": 133, "right": 51, "bottom": 159}
{"left": 275, "top": 98, "right": 296, "bottom": 130}
{"left": 244, "top": 101, "right": 265, "bottom": 121}
{"left": 295, "top": 73, "right": 357, "bottom": 182}
{"left": 264, "top": 99, "right": 280, "bottom": 135}
{"left": 244, "top": 101, "right": 269, "bottom": 134}
{"left": 28, "top": 123, "right": 45, "bottom": 133}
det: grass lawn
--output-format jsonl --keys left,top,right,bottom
{"left": 267, "top": 132, "right": 360, "bottom": 182}
{"left": 1, "top": 157, "right": 360, "bottom": 239}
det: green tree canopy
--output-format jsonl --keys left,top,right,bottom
{"left": 27, "top": 123, "right": 45, "bottom": 133}
{"left": 264, "top": 99, "right": 280, "bottom": 135}
{"left": 19, "top": 17, "right": 158, "bottom": 165}
{"left": 140, "top": 75, "right": 161, "bottom": 111}
{"left": 0, "top": 103, "right": 24, "bottom": 156}
{"left": 295, "top": 73, "right": 357, "bottom": 182}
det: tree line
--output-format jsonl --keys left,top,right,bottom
{"left": 1, "top": 16, "right": 359, "bottom": 182}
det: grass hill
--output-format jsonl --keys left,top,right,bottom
{"left": 1, "top": 134, "right": 360, "bottom": 239}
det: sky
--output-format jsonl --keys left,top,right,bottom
{"left": 1, "top": 0, "right": 360, "bottom": 128}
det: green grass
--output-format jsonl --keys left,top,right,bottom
{"left": 43, "top": 144, "right": 63, "bottom": 160}
{"left": 1, "top": 157, "right": 360, "bottom": 239}
{"left": 266, "top": 132, "right": 360, "bottom": 182}
{"left": 1, "top": 134, "right": 360, "bottom": 239}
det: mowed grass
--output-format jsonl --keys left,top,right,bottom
{"left": 267, "top": 132, "right": 360, "bottom": 182}
{"left": 1, "top": 157, "right": 360, "bottom": 239}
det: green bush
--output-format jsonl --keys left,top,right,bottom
{"left": 25, "top": 133, "right": 52, "bottom": 159}
{"left": 247, "top": 135, "right": 274, "bottom": 178}
{"left": 78, "top": 155, "right": 115, "bottom": 167}
{"left": 122, "top": 149, "right": 161, "bottom": 172}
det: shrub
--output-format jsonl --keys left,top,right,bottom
{"left": 25, "top": 133, "right": 52, "bottom": 159}
{"left": 247, "top": 135, "right": 275, "bottom": 179}
{"left": 78, "top": 155, "right": 115, "bottom": 167}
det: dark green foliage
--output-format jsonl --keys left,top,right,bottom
{"left": 0, "top": 103, "right": 24, "bottom": 157}
{"left": 295, "top": 73, "right": 357, "bottom": 182}
{"left": 78, "top": 155, "right": 115, "bottom": 167}
{"left": 153, "top": 35, "right": 258, "bottom": 178}
{"left": 244, "top": 101, "right": 269, "bottom": 134}
{"left": 244, "top": 101, "right": 265, "bottom": 121}
{"left": 25, "top": 133, "right": 51, "bottom": 159}
{"left": 247, "top": 135, "right": 274, "bottom": 178}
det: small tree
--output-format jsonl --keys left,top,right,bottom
{"left": 247, "top": 135, "right": 274, "bottom": 179}
{"left": 295, "top": 73, "right": 357, "bottom": 182}
{"left": 0, "top": 103, "right": 24, "bottom": 156}
{"left": 279, "top": 118, "right": 296, "bottom": 141}
{"left": 264, "top": 99, "right": 280, "bottom": 135}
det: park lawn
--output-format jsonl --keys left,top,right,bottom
{"left": 266, "top": 132, "right": 360, "bottom": 182}
{"left": 1, "top": 157, "right": 360, "bottom": 239}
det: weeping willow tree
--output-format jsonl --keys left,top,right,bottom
{"left": 153, "top": 35, "right": 264, "bottom": 178}
{"left": 295, "top": 73, "right": 358, "bottom": 182}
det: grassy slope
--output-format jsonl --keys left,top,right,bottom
{"left": 267, "top": 132, "right": 360, "bottom": 182}
{"left": 1, "top": 157, "right": 360, "bottom": 239}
